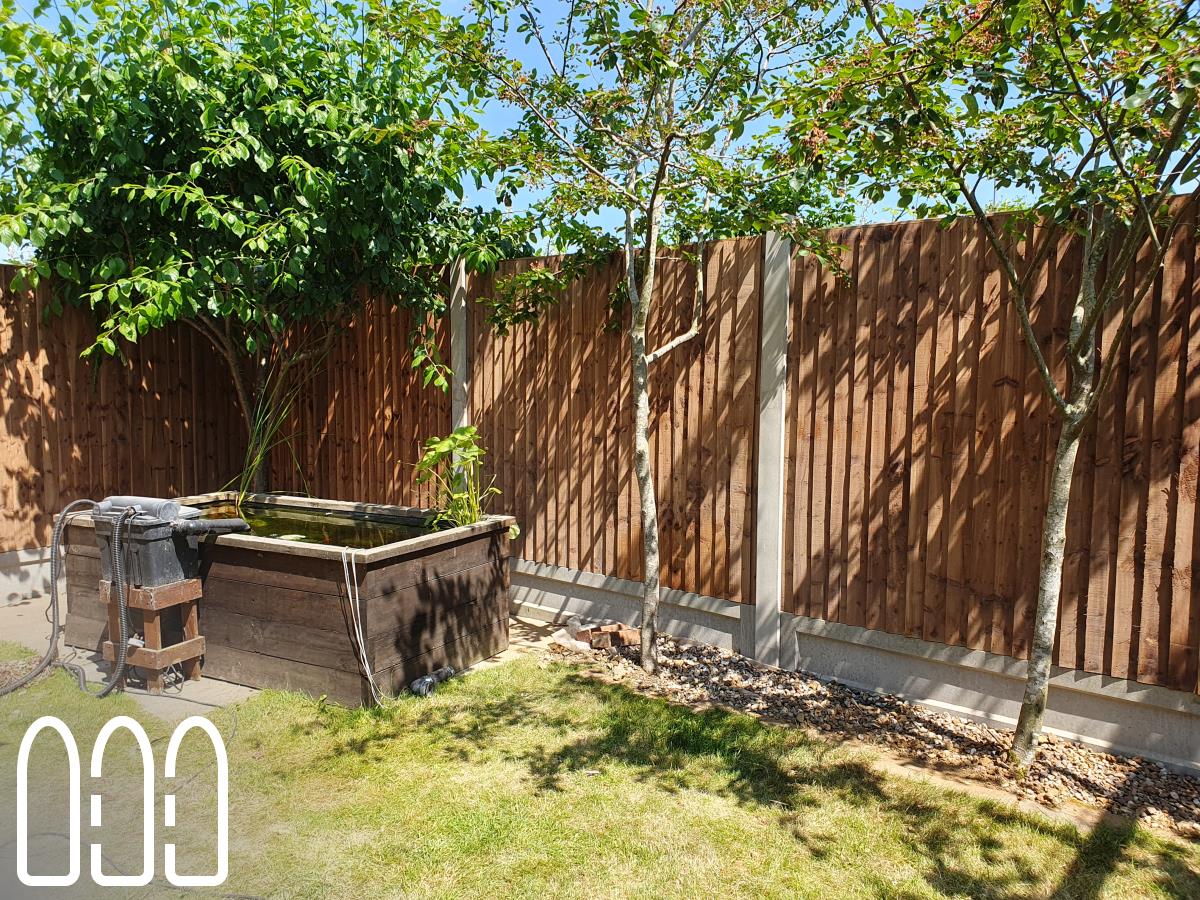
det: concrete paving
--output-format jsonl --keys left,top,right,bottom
{"left": 3, "top": 591, "right": 258, "bottom": 722}
{"left": 468, "top": 615, "right": 558, "bottom": 672}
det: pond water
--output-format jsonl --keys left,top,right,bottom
{"left": 199, "top": 503, "right": 432, "bottom": 549}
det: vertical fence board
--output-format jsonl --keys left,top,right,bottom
{"left": 1171, "top": 201, "right": 1200, "bottom": 692}
{"left": 890, "top": 223, "right": 918, "bottom": 637}
{"left": 1163, "top": 200, "right": 1197, "bottom": 690}
{"left": 847, "top": 230, "right": 873, "bottom": 629}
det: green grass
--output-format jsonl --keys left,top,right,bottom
{"left": 1, "top": 640, "right": 1197, "bottom": 898}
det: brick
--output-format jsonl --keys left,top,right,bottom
{"left": 586, "top": 627, "right": 640, "bottom": 649}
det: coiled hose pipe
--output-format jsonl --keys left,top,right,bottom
{"left": 0, "top": 501, "right": 139, "bottom": 698}
{"left": 95, "top": 506, "right": 137, "bottom": 698}
{"left": 0, "top": 498, "right": 98, "bottom": 697}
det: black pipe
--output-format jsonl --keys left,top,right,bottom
{"left": 172, "top": 518, "right": 249, "bottom": 537}
{"left": 0, "top": 499, "right": 98, "bottom": 698}
{"left": 95, "top": 506, "right": 137, "bottom": 698}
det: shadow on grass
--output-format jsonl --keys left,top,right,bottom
{"left": 1043, "top": 757, "right": 1200, "bottom": 899}
{"left": 519, "top": 675, "right": 878, "bottom": 804}
{"left": 289, "top": 663, "right": 1199, "bottom": 899}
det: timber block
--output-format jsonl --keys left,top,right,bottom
{"left": 100, "top": 578, "right": 202, "bottom": 611}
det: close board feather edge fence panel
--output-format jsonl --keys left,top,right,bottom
{"left": 3, "top": 205, "right": 1199, "bottom": 695}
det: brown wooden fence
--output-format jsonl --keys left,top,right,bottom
{"left": 266, "top": 297, "right": 449, "bottom": 509}
{"left": 469, "top": 238, "right": 762, "bottom": 603}
{"left": 3, "top": 206, "right": 1199, "bottom": 695}
{"left": 782, "top": 202, "right": 1200, "bottom": 694}
{"left": 0, "top": 277, "right": 444, "bottom": 551}
{"left": 0, "top": 272, "right": 245, "bottom": 550}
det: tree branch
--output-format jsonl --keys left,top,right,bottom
{"left": 1042, "top": 0, "right": 1162, "bottom": 252}
{"left": 448, "top": 43, "right": 634, "bottom": 200}
{"left": 859, "top": 0, "right": 1067, "bottom": 411}
{"left": 1080, "top": 191, "right": 1198, "bottom": 409}
{"left": 646, "top": 243, "right": 704, "bottom": 365}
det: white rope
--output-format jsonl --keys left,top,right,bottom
{"left": 341, "top": 549, "right": 383, "bottom": 704}
{"left": 350, "top": 553, "right": 382, "bottom": 704}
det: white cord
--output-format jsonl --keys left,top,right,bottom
{"left": 349, "top": 553, "right": 380, "bottom": 704}
{"left": 341, "top": 549, "right": 383, "bottom": 704}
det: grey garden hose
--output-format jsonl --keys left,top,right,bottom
{"left": 0, "top": 500, "right": 136, "bottom": 698}
{"left": 95, "top": 506, "right": 137, "bottom": 697}
{"left": 0, "top": 499, "right": 95, "bottom": 697}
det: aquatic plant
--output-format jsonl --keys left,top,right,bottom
{"left": 414, "top": 426, "right": 500, "bottom": 529}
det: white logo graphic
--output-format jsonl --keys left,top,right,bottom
{"left": 91, "top": 716, "right": 155, "bottom": 886}
{"left": 16, "top": 714, "right": 229, "bottom": 888}
{"left": 164, "top": 717, "right": 229, "bottom": 887}
{"left": 17, "top": 717, "right": 79, "bottom": 887}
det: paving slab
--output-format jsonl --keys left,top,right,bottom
{"left": 2, "top": 593, "right": 257, "bottom": 722}
{"left": 467, "top": 616, "right": 558, "bottom": 672}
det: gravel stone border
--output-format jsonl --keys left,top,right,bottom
{"left": 0, "top": 656, "right": 43, "bottom": 691}
{"left": 550, "top": 635, "right": 1200, "bottom": 839}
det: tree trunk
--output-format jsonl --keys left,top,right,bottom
{"left": 250, "top": 457, "right": 270, "bottom": 494}
{"left": 249, "top": 358, "right": 271, "bottom": 493}
{"left": 190, "top": 316, "right": 291, "bottom": 496}
{"left": 626, "top": 167, "right": 664, "bottom": 674}
{"left": 1009, "top": 416, "right": 1084, "bottom": 772}
{"left": 631, "top": 318, "right": 662, "bottom": 673}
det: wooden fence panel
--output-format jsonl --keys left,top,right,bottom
{"left": 0, "top": 271, "right": 246, "bottom": 550}
{"left": 0, "top": 273, "right": 47, "bottom": 550}
{"left": 783, "top": 203, "right": 1200, "bottom": 692}
{"left": 468, "top": 238, "right": 762, "bottom": 602}
{"left": 267, "top": 298, "right": 450, "bottom": 508}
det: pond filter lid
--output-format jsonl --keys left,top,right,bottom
{"left": 97, "top": 496, "right": 204, "bottom": 523}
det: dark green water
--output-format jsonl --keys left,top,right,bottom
{"left": 200, "top": 503, "right": 431, "bottom": 549}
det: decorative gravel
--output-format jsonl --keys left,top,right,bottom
{"left": 551, "top": 635, "right": 1200, "bottom": 839}
{"left": 0, "top": 656, "right": 43, "bottom": 690}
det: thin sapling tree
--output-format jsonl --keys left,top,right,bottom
{"left": 797, "top": 0, "right": 1199, "bottom": 769}
{"left": 441, "top": 0, "right": 851, "bottom": 671}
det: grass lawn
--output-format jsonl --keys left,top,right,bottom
{"left": 1, "top": 640, "right": 1198, "bottom": 898}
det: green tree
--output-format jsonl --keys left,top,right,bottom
{"left": 795, "top": 0, "right": 1199, "bottom": 768}
{"left": 0, "top": 0, "right": 510, "bottom": 491}
{"left": 440, "top": 0, "right": 851, "bottom": 671}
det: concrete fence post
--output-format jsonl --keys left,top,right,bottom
{"left": 745, "top": 230, "right": 791, "bottom": 667}
{"left": 449, "top": 258, "right": 471, "bottom": 431}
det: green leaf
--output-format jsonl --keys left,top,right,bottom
{"left": 1008, "top": 4, "right": 1029, "bottom": 36}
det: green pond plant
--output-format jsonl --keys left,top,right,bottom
{"left": 415, "top": 426, "right": 514, "bottom": 534}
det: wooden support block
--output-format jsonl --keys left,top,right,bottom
{"left": 181, "top": 600, "right": 202, "bottom": 681}
{"left": 143, "top": 608, "right": 164, "bottom": 694}
{"left": 101, "top": 580, "right": 206, "bottom": 693}
{"left": 100, "top": 579, "right": 202, "bottom": 611}
{"left": 101, "top": 637, "right": 206, "bottom": 672}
